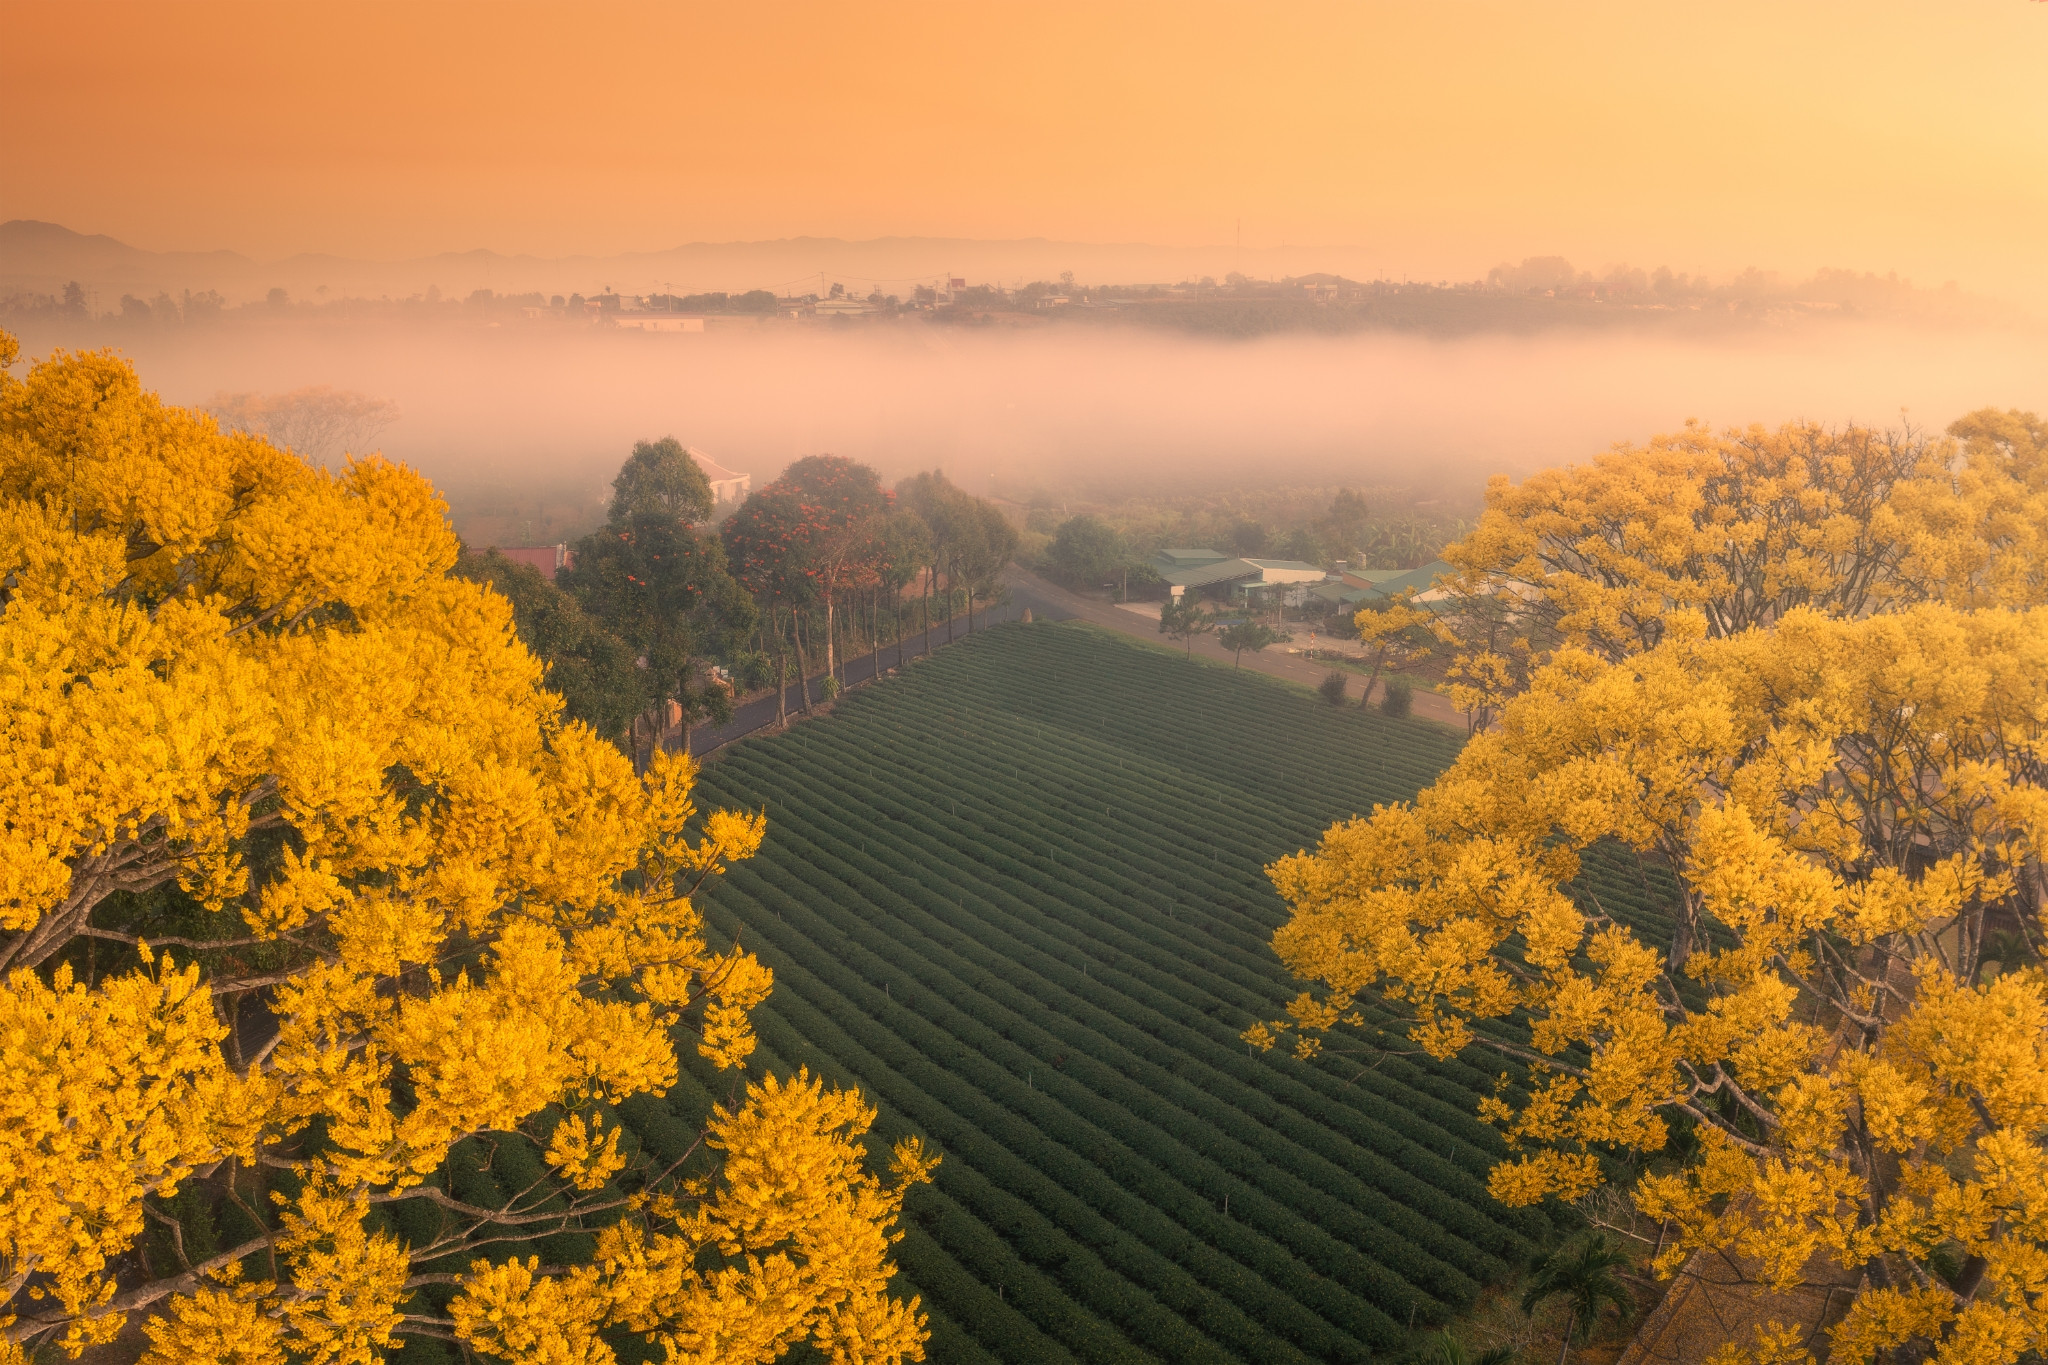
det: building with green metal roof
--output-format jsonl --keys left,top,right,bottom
{"left": 1153, "top": 547, "right": 1234, "bottom": 572}
{"left": 1309, "top": 559, "right": 1457, "bottom": 613}
{"left": 1158, "top": 555, "right": 1330, "bottom": 601}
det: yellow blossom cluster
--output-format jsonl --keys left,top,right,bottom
{"left": 0, "top": 333, "right": 934, "bottom": 1363}
{"left": 447, "top": 1074, "right": 938, "bottom": 1365}
{"left": 1260, "top": 508, "right": 2048, "bottom": 1357}
{"left": 1431, "top": 410, "right": 2048, "bottom": 720}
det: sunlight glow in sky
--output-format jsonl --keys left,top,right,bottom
{"left": 5, "top": 0, "right": 2046, "bottom": 299}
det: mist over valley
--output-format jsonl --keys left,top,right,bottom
{"left": 8, "top": 301, "right": 2040, "bottom": 547}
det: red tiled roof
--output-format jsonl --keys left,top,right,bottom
{"left": 497, "top": 545, "right": 572, "bottom": 580}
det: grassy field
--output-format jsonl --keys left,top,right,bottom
{"left": 604, "top": 620, "right": 1665, "bottom": 1364}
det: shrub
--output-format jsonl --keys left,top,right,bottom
{"left": 1380, "top": 675, "right": 1414, "bottom": 718}
{"left": 1320, "top": 670, "right": 1348, "bottom": 706}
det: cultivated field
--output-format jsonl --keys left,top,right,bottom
{"left": 616, "top": 622, "right": 1665, "bottom": 1363}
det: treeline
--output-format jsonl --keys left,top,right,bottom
{"left": 938, "top": 259, "right": 2007, "bottom": 338}
{"left": 460, "top": 438, "right": 1018, "bottom": 758}
{"left": 0, "top": 284, "right": 780, "bottom": 327}
{"left": 1031, "top": 486, "right": 1462, "bottom": 594}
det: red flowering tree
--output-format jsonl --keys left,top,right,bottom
{"left": 723, "top": 457, "right": 891, "bottom": 712}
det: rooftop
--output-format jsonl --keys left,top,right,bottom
{"left": 1160, "top": 557, "right": 1332, "bottom": 590}
{"left": 689, "top": 447, "right": 746, "bottom": 483}
{"left": 1367, "top": 560, "right": 1454, "bottom": 596}
{"left": 1160, "top": 557, "right": 1262, "bottom": 589}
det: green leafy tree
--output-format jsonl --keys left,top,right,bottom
{"left": 1048, "top": 514, "right": 1125, "bottom": 589}
{"left": 1324, "top": 488, "right": 1370, "bottom": 560}
{"left": 565, "top": 448, "right": 755, "bottom": 754}
{"left": 963, "top": 499, "right": 1020, "bottom": 627}
{"left": 1216, "top": 619, "right": 1287, "bottom": 667}
{"left": 1158, "top": 595, "right": 1214, "bottom": 657}
{"left": 1318, "top": 668, "right": 1348, "bottom": 706}
{"left": 897, "top": 471, "right": 959, "bottom": 643}
{"left": 882, "top": 506, "right": 933, "bottom": 665}
{"left": 1277, "top": 526, "right": 1325, "bottom": 566}
{"left": 898, "top": 469, "right": 1011, "bottom": 640}
{"left": 609, "top": 435, "right": 715, "bottom": 524}
{"left": 1520, "top": 1235, "right": 1634, "bottom": 1365}
{"left": 1228, "top": 518, "right": 1268, "bottom": 555}
{"left": 453, "top": 548, "right": 642, "bottom": 743}
{"left": 723, "top": 485, "right": 823, "bottom": 721}
{"left": 1360, "top": 518, "right": 1456, "bottom": 570}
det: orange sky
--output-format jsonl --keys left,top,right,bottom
{"left": 6, "top": 0, "right": 2046, "bottom": 298}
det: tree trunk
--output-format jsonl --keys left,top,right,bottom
{"left": 1666, "top": 914, "right": 1693, "bottom": 976}
{"left": 792, "top": 612, "right": 813, "bottom": 713}
{"left": 1667, "top": 888, "right": 1698, "bottom": 976}
{"left": 774, "top": 607, "right": 789, "bottom": 728}
{"left": 946, "top": 557, "right": 956, "bottom": 643}
{"left": 1361, "top": 643, "right": 1388, "bottom": 709}
{"left": 1556, "top": 1308, "right": 1576, "bottom": 1365}
{"left": 823, "top": 592, "right": 837, "bottom": 680}
{"left": 922, "top": 567, "right": 933, "bottom": 657}
{"left": 1953, "top": 1251, "right": 1990, "bottom": 1305}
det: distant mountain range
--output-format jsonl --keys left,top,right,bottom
{"left": 0, "top": 220, "right": 1386, "bottom": 304}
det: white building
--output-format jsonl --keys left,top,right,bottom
{"left": 1160, "top": 556, "right": 1328, "bottom": 601}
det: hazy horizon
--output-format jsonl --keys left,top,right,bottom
{"left": 10, "top": 311, "right": 2040, "bottom": 546}
{"left": 6, "top": 2, "right": 2044, "bottom": 305}
{"left": 10, "top": 217, "right": 2021, "bottom": 322}
{"left": 7, "top": 0, "right": 2044, "bottom": 544}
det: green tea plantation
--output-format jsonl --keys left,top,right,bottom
{"left": 652, "top": 622, "right": 1678, "bottom": 1364}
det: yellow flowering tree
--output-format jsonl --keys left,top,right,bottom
{"left": 1431, "top": 412, "right": 2048, "bottom": 725}
{"left": 1350, "top": 591, "right": 1438, "bottom": 710}
{"left": 1252, "top": 601, "right": 2048, "bottom": 1363}
{"left": 0, "top": 334, "right": 936, "bottom": 1364}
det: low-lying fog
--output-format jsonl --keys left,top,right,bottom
{"left": 17, "top": 317, "right": 2048, "bottom": 517}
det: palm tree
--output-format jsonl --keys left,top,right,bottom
{"left": 1520, "top": 1234, "right": 1634, "bottom": 1365}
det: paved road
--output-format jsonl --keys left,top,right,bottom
{"left": 999, "top": 564, "right": 1473, "bottom": 730}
